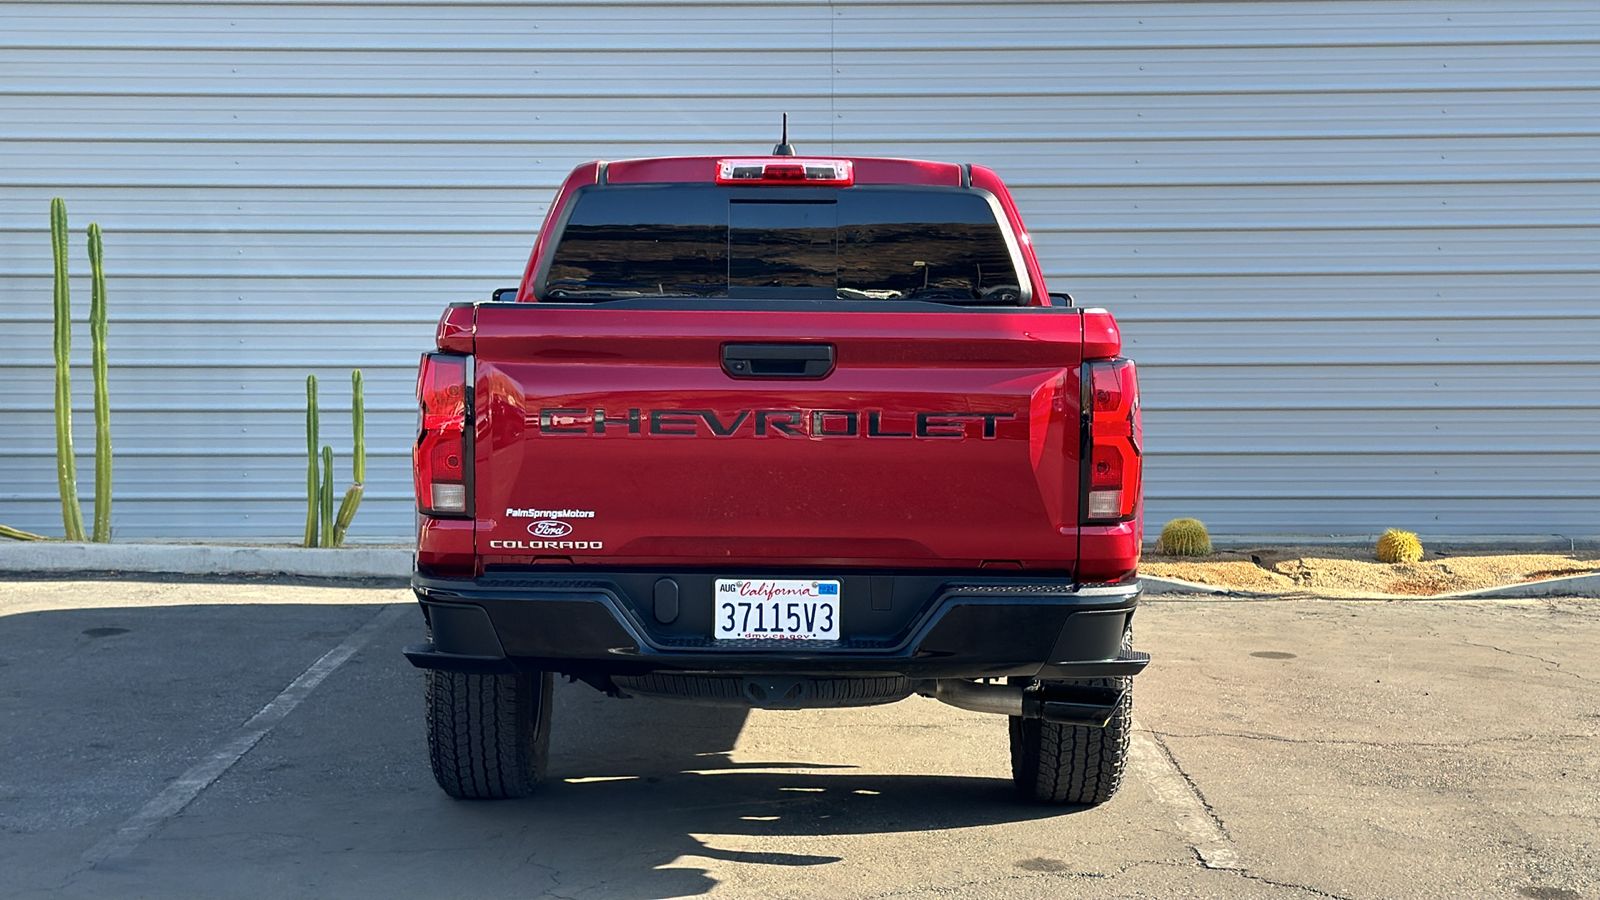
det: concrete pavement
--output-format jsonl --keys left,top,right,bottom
{"left": 0, "top": 579, "right": 1594, "bottom": 899}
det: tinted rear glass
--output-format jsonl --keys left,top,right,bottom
{"left": 543, "top": 185, "right": 1023, "bottom": 303}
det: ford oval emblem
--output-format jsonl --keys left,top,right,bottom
{"left": 528, "top": 520, "right": 573, "bottom": 537}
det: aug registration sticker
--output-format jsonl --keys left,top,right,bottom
{"left": 714, "top": 579, "right": 841, "bottom": 641}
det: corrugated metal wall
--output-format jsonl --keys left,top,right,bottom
{"left": 2, "top": 1, "right": 1596, "bottom": 541}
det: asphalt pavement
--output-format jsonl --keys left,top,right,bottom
{"left": 0, "top": 579, "right": 1595, "bottom": 899}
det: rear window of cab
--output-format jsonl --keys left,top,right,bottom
{"left": 540, "top": 184, "right": 1027, "bottom": 304}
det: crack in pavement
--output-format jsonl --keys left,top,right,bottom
{"left": 512, "top": 855, "right": 575, "bottom": 900}
{"left": 1162, "top": 740, "right": 1231, "bottom": 837}
{"left": 1129, "top": 722, "right": 1241, "bottom": 870}
{"left": 1460, "top": 640, "right": 1598, "bottom": 684}
{"left": 1147, "top": 729, "right": 1597, "bottom": 749}
{"left": 1126, "top": 726, "right": 1372, "bottom": 896}
{"left": 1113, "top": 860, "right": 1358, "bottom": 899}
{"left": 1232, "top": 868, "right": 1360, "bottom": 899}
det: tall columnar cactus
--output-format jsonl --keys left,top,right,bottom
{"left": 331, "top": 370, "right": 366, "bottom": 547}
{"left": 51, "top": 199, "right": 86, "bottom": 541}
{"left": 302, "top": 370, "right": 366, "bottom": 548}
{"left": 320, "top": 446, "right": 335, "bottom": 548}
{"left": 304, "top": 375, "right": 320, "bottom": 547}
{"left": 88, "top": 223, "right": 112, "bottom": 542}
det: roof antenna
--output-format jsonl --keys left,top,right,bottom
{"left": 771, "top": 113, "right": 796, "bottom": 156}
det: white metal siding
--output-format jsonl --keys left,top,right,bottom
{"left": 2, "top": 1, "right": 1596, "bottom": 541}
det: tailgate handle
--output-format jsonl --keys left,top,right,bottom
{"left": 722, "top": 343, "right": 835, "bottom": 379}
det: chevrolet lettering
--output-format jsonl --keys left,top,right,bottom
{"left": 536, "top": 408, "right": 1016, "bottom": 439}
{"left": 408, "top": 148, "right": 1147, "bottom": 809}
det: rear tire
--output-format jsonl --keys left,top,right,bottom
{"left": 1008, "top": 632, "right": 1133, "bottom": 805}
{"left": 425, "top": 668, "right": 553, "bottom": 799}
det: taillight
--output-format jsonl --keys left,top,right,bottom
{"left": 1082, "top": 358, "right": 1142, "bottom": 523}
{"left": 415, "top": 353, "right": 470, "bottom": 517}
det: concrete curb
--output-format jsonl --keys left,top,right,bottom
{"left": 0, "top": 542, "right": 411, "bottom": 580}
{"left": 1438, "top": 572, "right": 1600, "bottom": 599}
{"left": 1140, "top": 575, "right": 1233, "bottom": 595}
{"left": 0, "top": 545, "right": 1239, "bottom": 593}
{"left": 1, "top": 543, "right": 1594, "bottom": 597}
{"left": 0, "top": 548, "right": 1231, "bottom": 593}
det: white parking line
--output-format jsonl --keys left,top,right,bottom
{"left": 1128, "top": 721, "right": 1242, "bottom": 870}
{"left": 81, "top": 603, "right": 409, "bottom": 866}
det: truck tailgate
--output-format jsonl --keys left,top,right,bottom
{"left": 471, "top": 305, "right": 1085, "bottom": 571}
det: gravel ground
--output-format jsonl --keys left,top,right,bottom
{"left": 1142, "top": 545, "right": 1600, "bottom": 597}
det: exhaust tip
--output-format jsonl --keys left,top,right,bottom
{"left": 930, "top": 679, "right": 1125, "bottom": 729}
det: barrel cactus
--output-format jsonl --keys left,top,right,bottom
{"left": 1375, "top": 529, "right": 1424, "bottom": 563}
{"left": 1159, "top": 518, "right": 1212, "bottom": 557}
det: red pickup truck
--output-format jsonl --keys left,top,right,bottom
{"left": 406, "top": 150, "right": 1147, "bottom": 806}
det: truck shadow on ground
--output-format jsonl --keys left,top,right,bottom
{"left": 1, "top": 602, "right": 1091, "bottom": 900}
{"left": 427, "top": 682, "right": 1086, "bottom": 898}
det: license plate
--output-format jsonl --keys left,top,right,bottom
{"left": 714, "top": 579, "right": 840, "bottom": 641}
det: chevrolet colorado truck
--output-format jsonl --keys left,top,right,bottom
{"left": 405, "top": 149, "right": 1148, "bottom": 805}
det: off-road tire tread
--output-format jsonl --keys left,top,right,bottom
{"left": 1008, "top": 631, "right": 1134, "bottom": 806}
{"left": 614, "top": 672, "right": 745, "bottom": 702}
{"left": 612, "top": 673, "right": 911, "bottom": 707}
{"left": 425, "top": 668, "right": 552, "bottom": 799}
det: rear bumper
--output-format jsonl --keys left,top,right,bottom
{"left": 405, "top": 570, "right": 1147, "bottom": 681}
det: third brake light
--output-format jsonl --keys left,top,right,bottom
{"left": 715, "top": 158, "right": 854, "bottom": 186}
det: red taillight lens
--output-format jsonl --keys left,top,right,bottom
{"left": 1083, "top": 358, "right": 1141, "bottom": 522}
{"left": 1091, "top": 444, "right": 1124, "bottom": 488}
{"left": 765, "top": 164, "right": 806, "bottom": 181}
{"left": 415, "top": 353, "right": 470, "bottom": 516}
